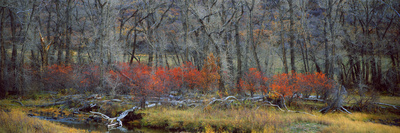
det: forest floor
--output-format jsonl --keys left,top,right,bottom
{"left": 1, "top": 92, "right": 400, "bottom": 133}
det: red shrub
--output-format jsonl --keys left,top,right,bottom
{"left": 182, "top": 62, "right": 202, "bottom": 90}
{"left": 240, "top": 68, "right": 268, "bottom": 97}
{"left": 78, "top": 65, "right": 100, "bottom": 91}
{"left": 43, "top": 64, "right": 74, "bottom": 90}
{"left": 269, "top": 72, "right": 334, "bottom": 99}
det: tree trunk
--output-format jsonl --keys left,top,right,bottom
{"left": 323, "top": 16, "right": 330, "bottom": 77}
{"left": 320, "top": 86, "right": 351, "bottom": 114}
{"left": 10, "top": 9, "right": 18, "bottom": 93}
{"left": 65, "top": 0, "right": 72, "bottom": 65}
{"left": 54, "top": 0, "right": 63, "bottom": 65}
{"left": 235, "top": 21, "right": 242, "bottom": 93}
{"left": 183, "top": 0, "right": 189, "bottom": 62}
{"left": 0, "top": 8, "right": 6, "bottom": 95}
{"left": 312, "top": 55, "right": 321, "bottom": 73}
{"left": 279, "top": 5, "right": 288, "bottom": 73}
{"left": 147, "top": 33, "right": 154, "bottom": 66}
{"left": 129, "top": 29, "right": 138, "bottom": 65}
{"left": 288, "top": 0, "right": 295, "bottom": 73}
{"left": 97, "top": 0, "right": 108, "bottom": 89}
{"left": 46, "top": 6, "right": 53, "bottom": 65}
{"left": 247, "top": 1, "right": 261, "bottom": 72}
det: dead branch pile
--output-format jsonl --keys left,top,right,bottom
{"left": 91, "top": 106, "right": 140, "bottom": 129}
{"left": 319, "top": 86, "right": 351, "bottom": 114}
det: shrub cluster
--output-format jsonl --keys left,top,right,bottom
{"left": 240, "top": 68, "right": 334, "bottom": 99}
{"left": 41, "top": 55, "right": 220, "bottom": 96}
{"left": 41, "top": 60, "right": 333, "bottom": 100}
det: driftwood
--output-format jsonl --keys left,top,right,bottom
{"left": 279, "top": 95, "right": 316, "bottom": 116}
{"left": 245, "top": 96, "right": 264, "bottom": 102}
{"left": 373, "top": 102, "right": 399, "bottom": 110}
{"left": 205, "top": 96, "right": 238, "bottom": 108}
{"left": 319, "top": 86, "right": 351, "bottom": 114}
{"left": 11, "top": 101, "right": 24, "bottom": 106}
{"left": 302, "top": 98, "right": 325, "bottom": 102}
{"left": 78, "top": 103, "right": 99, "bottom": 112}
{"left": 256, "top": 101, "right": 284, "bottom": 111}
{"left": 90, "top": 104, "right": 156, "bottom": 129}
{"left": 202, "top": 95, "right": 316, "bottom": 116}
{"left": 91, "top": 106, "right": 140, "bottom": 129}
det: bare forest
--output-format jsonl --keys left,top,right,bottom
{"left": 1, "top": 0, "right": 400, "bottom": 132}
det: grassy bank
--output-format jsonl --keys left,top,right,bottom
{"left": 0, "top": 108, "right": 93, "bottom": 133}
{"left": 1, "top": 92, "right": 400, "bottom": 133}
{"left": 379, "top": 96, "right": 400, "bottom": 106}
{"left": 139, "top": 107, "right": 400, "bottom": 132}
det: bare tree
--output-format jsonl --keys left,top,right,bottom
{"left": 279, "top": 0, "right": 288, "bottom": 73}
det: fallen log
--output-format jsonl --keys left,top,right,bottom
{"left": 373, "top": 102, "right": 399, "bottom": 109}
{"left": 204, "top": 96, "right": 238, "bottom": 108}
{"left": 78, "top": 103, "right": 99, "bottom": 112}
{"left": 302, "top": 98, "right": 325, "bottom": 102}
{"left": 245, "top": 96, "right": 264, "bottom": 102}
{"left": 256, "top": 101, "right": 284, "bottom": 111}
{"left": 91, "top": 104, "right": 156, "bottom": 129}
{"left": 256, "top": 100, "right": 316, "bottom": 116}
{"left": 280, "top": 94, "right": 316, "bottom": 116}
{"left": 11, "top": 101, "right": 24, "bottom": 106}
{"left": 91, "top": 106, "right": 140, "bottom": 129}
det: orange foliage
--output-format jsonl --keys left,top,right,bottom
{"left": 168, "top": 67, "right": 184, "bottom": 89}
{"left": 79, "top": 65, "right": 100, "bottom": 89}
{"left": 43, "top": 64, "right": 74, "bottom": 90}
{"left": 41, "top": 58, "right": 334, "bottom": 101}
{"left": 181, "top": 62, "right": 201, "bottom": 89}
{"left": 198, "top": 53, "right": 220, "bottom": 92}
{"left": 270, "top": 73, "right": 294, "bottom": 97}
{"left": 146, "top": 68, "right": 167, "bottom": 97}
{"left": 108, "top": 62, "right": 183, "bottom": 97}
{"left": 269, "top": 71, "right": 334, "bottom": 98}
{"left": 294, "top": 72, "right": 334, "bottom": 98}
{"left": 239, "top": 68, "right": 268, "bottom": 97}
{"left": 112, "top": 62, "right": 152, "bottom": 96}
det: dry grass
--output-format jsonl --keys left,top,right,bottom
{"left": 2, "top": 92, "right": 399, "bottom": 133}
{"left": 142, "top": 107, "right": 307, "bottom": 132}
{"left": 317, "top": 113, "right": 400, "bottom": 133}
{"left": 140, "top": 107, "right": 400, "bottom": 133}
{"left": 0, "top": 99, "right": 73, "bottom": 118}
{"left": 296, "top": 112, "right": 400, "bottom": 133}
{"left": 0, "top": 109, "right": 94, "bottom": 133}
{"left": 379, "top": 96, "right": 400, "bottom": 106}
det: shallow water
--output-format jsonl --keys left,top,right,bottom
{"left": 32, "top": 116, "right": 168, "bottom": 133}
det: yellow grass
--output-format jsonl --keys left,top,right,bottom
{"left": 140, "top": 107, "right": 400, "bottom": 133}
{"left": 296, "top": 112, "right": 400, "bottom": 133}
{"left": 0, "top": 108, "right": 94, "bottom": 133}
{"left": 379, "top": 96, "right": 400, "bottom": 106}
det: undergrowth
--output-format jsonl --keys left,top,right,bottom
{"left": 1, "top": 92, "right": 399, "bottom": 133}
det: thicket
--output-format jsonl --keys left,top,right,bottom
{"left": 37, "top": 59, "right": 334, "bottom": 104}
